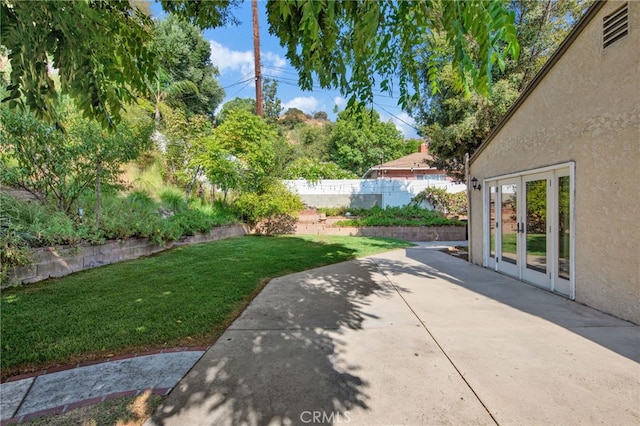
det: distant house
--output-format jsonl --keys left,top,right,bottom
{"left": 362, "top": 143, "right": 451, "bottom": 181}
{"left": 467, "top": 1, "right": 639, "bottom": 324}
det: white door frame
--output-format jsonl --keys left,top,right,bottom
{"left": 482, "top": 162, "right": 576, "bottom": 299}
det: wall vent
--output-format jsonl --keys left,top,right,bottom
{"left": 603, "top": 3, "right": 628, "bottom": 48}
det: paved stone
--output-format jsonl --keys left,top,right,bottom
{"left": 0, "top": 351, "right": 204, "bottom": 422}
{"left": 0, "top": 378, "right": 34, "bottom": 421}
{"left": 147, "top": 244, "right": 639, "bottom": 426}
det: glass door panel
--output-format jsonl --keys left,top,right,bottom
{"left": 555, "top": 174, "right": 571, "bottom": 296}
{"left": 489, "top": 186, "right": 497, "bottom": 260}
{"left": 525, "top": 179, "right": 547, "bottom": 274}
{"left": 558, "top": 176, "right": 571, "bottom": 280}
{"left": 500, "top": 183, "right": 518, "bottom": 266}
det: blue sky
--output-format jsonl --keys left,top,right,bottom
{"left": 151, "top": 1, "right": 419, "bottom": 139}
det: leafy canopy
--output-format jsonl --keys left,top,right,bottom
{"left": 413, "top": 0, "right": 587, "bottom": 179}
{"left": 1, "top": 0, "right": 238, "bottom": 127}
{"left": 266, "top": 0, "right": 519, "bottom": 110}
{"left": 153, "top": 15, "right": 225, "bottom": 117}
{"left": 328, "top": 105, "right": 406, "bottom": 176}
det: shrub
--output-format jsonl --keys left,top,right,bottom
{"left": 0, "top": 219, "right": 34, "bottom": 284}
{"left": 334, "top": 205, "right": 464, "bottom": 227}
{"left": 159, "top": 188, "right": 187, "bottom": 215}
{"left": 233, "top": 182, "right": 304, "bottom": 235}
{"left": 411, "top": 187, "right": 467, "bottom": 216}
{"left": 166, "top": 210, "right": 217, "bottom": 236}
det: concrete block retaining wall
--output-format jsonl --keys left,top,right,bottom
{"left": 294, "top": 223, "right": 466, "bottom": 241}
{"left": 5, "top": 225, "right": 248, "bottom": 287}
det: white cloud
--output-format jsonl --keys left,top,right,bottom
{"left": 209, "top": 40, "right": 254, "bottom": 76}
{"left": 262, "top": 52, "right": 287, "bottom": 71}
{"left": 209, "top": 40, "right": 288, "bottom": 78}
{"left": 282, "top": 96, "right": 321, "bottom": 114}
{"left": 333, "top": 96, "right": 347, "bottom": 109}
{"left": 390, "top": 112, "right": 418, "bottom": 139}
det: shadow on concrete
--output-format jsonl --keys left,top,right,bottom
{"left": 148, "top": 257, "right": 409, "bottom": 425}
{"left": 395, "top": 246, "right": 640, "bottom": 364}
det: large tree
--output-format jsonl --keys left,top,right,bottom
{"left": 267, "top": 0, "right": 519, "bottom": 110}
{"left": 262, "top": 78, "right": 283, "bottom": 124}
{"left": 413, "top": 0, "right": 588, "bottom": 179}
{"left": 206, "top": 109, "right": 281, "bottom": 193}
{"left": 153, "top": 15, "right": 225, "bottom": 118}
{"left": 0, "top": 0, "right": 238, "bottom": 127}
{"left": 328, "top": 106, "right": 406, "bottom": 176}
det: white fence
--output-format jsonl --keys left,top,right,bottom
{"left": 283, "top": 179, "right": 467, "bottom": 209}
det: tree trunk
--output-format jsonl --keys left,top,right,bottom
{"left": 184, "top": 165, "right": 203, "bottom": 203}
{"left": 96, "top": 161, "right": 101, "bottom": 228}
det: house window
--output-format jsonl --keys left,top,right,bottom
{"left": 603, "top": 3, "right": 628, "bottom": 48}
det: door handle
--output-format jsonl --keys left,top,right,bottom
{"left": 516, "top": 222, "right": 520, "bottom": 233}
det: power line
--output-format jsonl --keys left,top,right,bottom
{"left": 373, "top": 101, "right": 421, "bottom": 133}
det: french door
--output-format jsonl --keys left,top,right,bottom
{"left": 484, "top": 165, "right": 574, "bottom": 298}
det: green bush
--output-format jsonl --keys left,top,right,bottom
{"left": 412, "top": 187, "right": 467, "bottom": 216}
{"left": 334, "top": 205, "right": 464, "bottom": 227}
{"left": 166, "top": 210, "right": 217, "bottom": 236}
{"left": 233, "top": 181, "right": 304, "bottom": 234}
{"left": 159, "top": 188, "right": 187, "bottom": 215}
{"left": 0, "top": 218, "right": 34, "bottom": 283}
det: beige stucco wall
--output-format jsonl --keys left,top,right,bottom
{"left": 469, "top": 1, "right": 640, "bottom": 324}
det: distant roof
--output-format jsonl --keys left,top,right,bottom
{"left": 368, "top": 150, "right": 435, "bottom": 171}
{"left": 362, "top": 147, "right": 441, "bottom": 178}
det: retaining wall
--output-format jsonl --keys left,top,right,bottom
{"left": 294, "top": 223, "right": 466, "bottom": 241}
{"left": 4, "top": 225, "right": 248, "bottom": 287}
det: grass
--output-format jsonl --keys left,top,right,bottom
{"left": 21, "top": 391, "right": 162, "bottom": 426}
{"left": 498, "top": 233, "right": 547, "bottom": 256}
{"left": 0, "top": 235, "right": 411, "bottom": 378}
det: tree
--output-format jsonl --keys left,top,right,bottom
{"left": 313, "top": 111, "right": 328, "bottom": 121}
{"left": 1, "top": 0, "right": 238, "bottom": 127}
{"left": 280, "top": 107, "right": 307, "bottom": 129}
{"left": 206, "top": 109, "right": 281, "bottom": 193}
{"left": 328, "top": 105, "right": 405, "bottom": 176}
{"left": 283, "top": 157, "right": 357, "bottom": 182}
{"left": 162, "top": 109, "right": 214, "bottom": 200}
{"left": 266, "top": 0, "right": 519, "bottom": 110}
{"left": 262, "top": 78, "right": 283, "bottom": 124}
{"left": 216, "top": 97, "right": 256, "bottom": 125}
{"left": 412, "top": 0, "right": 588, "bottom": 179}
{"left": 288, "top": 122, "right": 333, "bottom": 162}
{"left": 0, "top": 102, "right": 153, "bottom": 216}
{"left": 153, "top": 15, "right": 225, "bottom": 118}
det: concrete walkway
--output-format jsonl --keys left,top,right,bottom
{"left": 146, "top": 243, "right": 640, "bottom": 425}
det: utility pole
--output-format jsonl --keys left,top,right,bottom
{"left": 252, "top": 0, "right": 263, "bottom": 117}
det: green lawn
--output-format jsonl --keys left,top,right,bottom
{"left": 0, "top": 235, "right": 411, "bottom": 378}
{"left": 497, "top": 233, "right": 547, "bottom": 256}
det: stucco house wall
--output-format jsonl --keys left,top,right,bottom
{"left": 469, "top": 1, "right": 639, "bottom": 324}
